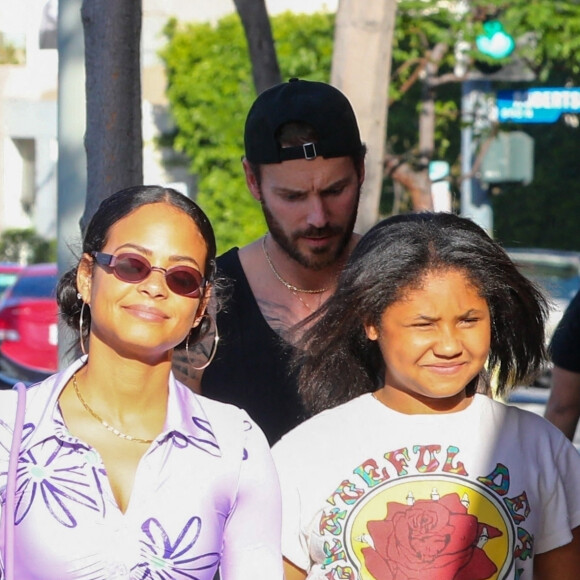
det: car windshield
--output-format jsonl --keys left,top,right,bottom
{"left": 10, "top": 274, "right": 57, "bottom": 298}
{"left": 517, "top": 262, "right": 580, "bottom": 303}
{"left": 0, "top": 273, "right": 19, "bottom": 296}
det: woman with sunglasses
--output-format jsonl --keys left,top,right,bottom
{"left": 0, "top": 185, "right": 282, "bottom": 579}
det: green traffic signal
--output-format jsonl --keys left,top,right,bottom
{"left": 476, "top": 21, "right": 515, "bottom": 59}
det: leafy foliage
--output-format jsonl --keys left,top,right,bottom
{"left": 161, "top": 2, "right": 580, "bottom": 251}
{"left": 471, "top": 0, "right": 580, "bottom": 248}
{"left": 387, "top": 0, "right": 580, "bottom": 248}
{"left": 160, "top": 12, "right": 333, "bottom": 253}
{"left": 0, "top": 229, "right": 56, "bottom": 264}
{"left": 0, "top": 36, "right": 25, "bottom": 65}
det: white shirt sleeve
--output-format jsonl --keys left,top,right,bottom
{"left": 535, "top": 429, "right": 580, "bottom": 554}
{"left": 219, "top": 416, "right": 283, "bottom": 580}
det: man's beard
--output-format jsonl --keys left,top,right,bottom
{"left": 260, "top": 189, "right": 360, "bottom": 271}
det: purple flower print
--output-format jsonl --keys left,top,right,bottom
{"left": 16, "top": 437, "right": 105, "bottom": 527}
{"left": 135, "top": 517, "right": 220, "bottom": 579}
{"left": 242, "top": 419, "right": 252, "bottom": 461}
{"left": 187, "top": 416, "right": 220, "bottom": 456}
{"left": 164, "top": 416, "right": 221, "bottom": 458}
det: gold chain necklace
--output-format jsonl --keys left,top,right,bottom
{"left": 262, "top": 235, "right": 328, "bottom": 294}
{"left": 72, "top": 374, "right": 154, "bottom": 444}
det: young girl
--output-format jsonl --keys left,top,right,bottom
{"left": 273, "top": 212, "right": 580, "bottom": 580}
{"left": 0, "top": 185, "right": 282, "bottom": 579}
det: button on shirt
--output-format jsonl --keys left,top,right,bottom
{"left": 0, "top": 357, "right": 282, "bottom": 579}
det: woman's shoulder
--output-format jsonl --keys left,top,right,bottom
{"left": 196, "top": 391, "right": 256, "bottom": 428}
{"left": 174, "top": 379, "right": 253, "bottom": 425}
{"left": 0, "top": 375, "right": 57, "bottom": 448}
{"left": 173, "top": 380, "right": 270, "bottom": 454}
{"left": 0, "top": 372, "right": 62, "bottom": 417}
{"left": 0, "top": 387, "right": 21, "bottom": 425}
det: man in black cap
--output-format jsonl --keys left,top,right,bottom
{"left": 174, "top": 78, "right": 366, "bottom": 444}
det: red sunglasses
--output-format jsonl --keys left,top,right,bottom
{"left": 92, "top": 252, "right": 205, "bottom": 298}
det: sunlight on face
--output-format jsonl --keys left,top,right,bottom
{"left": 258, "top": 156, "right": 360, "bottom": 270}
{"left": 366, "top": 269, "right": 491, "bottom": 414}
{"left": 81, "top": 203, "right": 208, "bottom": 363}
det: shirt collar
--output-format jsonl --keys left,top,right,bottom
{"left": 162, "top": 372, "right": 222, "bottom": 457}
{"left": 25, "top": 357, "right": 222, "bottom": 458}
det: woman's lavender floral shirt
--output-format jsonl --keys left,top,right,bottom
{"left": 0, "top": 357, "right": 282, "bottom": 579}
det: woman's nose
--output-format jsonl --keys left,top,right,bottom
{"left": 138, "top": 269, "right": 169, "bottom": 298}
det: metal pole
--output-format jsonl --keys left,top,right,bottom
{"left": 57, "top": 0, "right": 86, "bottom": 368}
{"left": 460, "top": 80, "right": 493, "bottom": 236}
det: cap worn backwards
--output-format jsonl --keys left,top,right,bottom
{"left": 244, "top": 78, "right": 363, "bottom": 164}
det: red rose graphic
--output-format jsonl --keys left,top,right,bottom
{"left": 361, "top": 492, "right": 502, "bottom": 580}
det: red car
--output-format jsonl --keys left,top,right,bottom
{"left": 0, "top": 263, "right": 58, "bottom": 383}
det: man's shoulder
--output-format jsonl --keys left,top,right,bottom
{"left": 216, "top": 246, "right": 240, "bottom": 271}
{"left": 217, "top": 239, "right": 266, "bottom": 282}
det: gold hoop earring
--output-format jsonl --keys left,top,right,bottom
{"left": 186, "top": 315, "right": 220, "bottom": 371}
{"left": 77, "top": 293, "right": 88, "bottom": 356}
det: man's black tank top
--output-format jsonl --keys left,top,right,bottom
{"left": 201, "top": 248, "right": 306, "bottom": 444}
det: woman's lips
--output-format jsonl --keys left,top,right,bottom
{"left": 123, "top": 304, "right": 169, "bottom": 321}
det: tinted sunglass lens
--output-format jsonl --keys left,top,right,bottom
{"left": 166, "top": 269, "right": 202, "bottom": 297}
{"left": 116, "top": 255, "right": 150, "bottom": 282}
{"left": 107, "top": 253, "right": 202, "bottom": 296}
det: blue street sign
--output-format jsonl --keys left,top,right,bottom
{"left": 497, "top": 88, "right": 580, "bottom": 123}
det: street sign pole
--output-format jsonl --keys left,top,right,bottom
{"left": 458, "top": 27, "right": 536, "bottom": 237}
{"left": 460, "top": 80, "right": 493, "bottom": 237}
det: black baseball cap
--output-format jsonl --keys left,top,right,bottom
{"left": 244, "top": 78, "right": 363, "bottom": 164}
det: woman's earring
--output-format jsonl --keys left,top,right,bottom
{"left": 78, "top": 293, "right": 88, "bottom": 356}
{"left": 186, "top": 314, "right": 220, "bottom": 371}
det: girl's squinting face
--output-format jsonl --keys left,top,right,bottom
{"left": 366, "top": 269, "right": 491, "bottom": 414}
{"left": 79, "top": 202, "right": 208, "bottom": 362}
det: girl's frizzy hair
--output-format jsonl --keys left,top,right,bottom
{"left": 57, "top": 185, "right": 217, "bottom": 351}
{"left": 295, "top": 212, "right": 549, "bottom": 416}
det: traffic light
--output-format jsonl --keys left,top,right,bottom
{"left": 473, "top": 19, "right": 517, "bottom": 76}
{"left": 467, "top": 26, "right": 535, "bottom": 82}
{"left": 476, "top": 21, "right": 515, "bottom": 60}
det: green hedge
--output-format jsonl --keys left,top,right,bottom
{"left": 160, "top": 11, "right": 334, "bottom": 254}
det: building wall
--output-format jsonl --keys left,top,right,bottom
{"left": 0, "top": 0, "right": 58, "bottom": 240}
